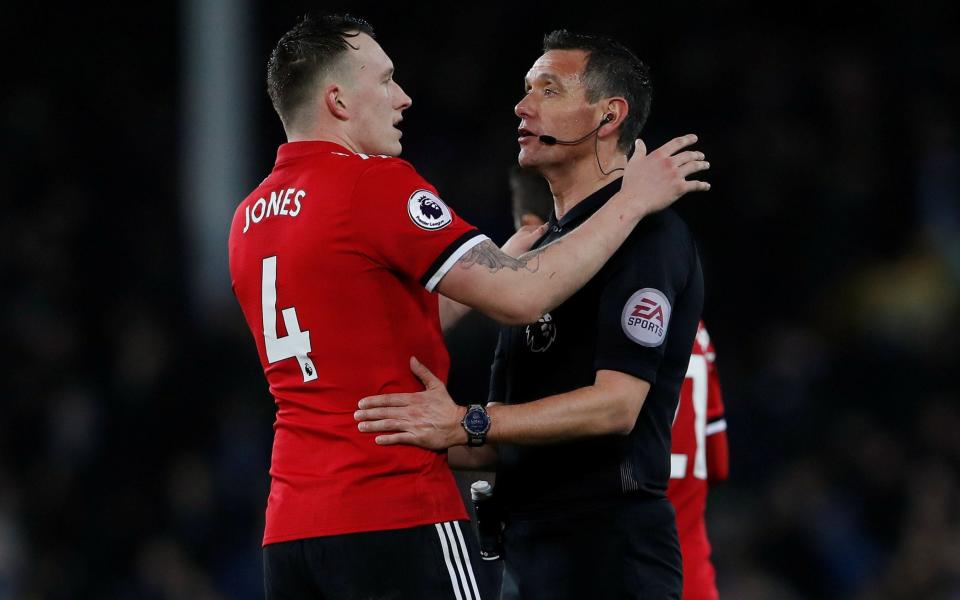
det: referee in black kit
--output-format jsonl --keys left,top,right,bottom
{"left": 356, "top": 29, "right": 709, "bottom": 599}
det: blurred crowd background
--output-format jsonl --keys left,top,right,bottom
{"left": 2, "top": 1, "right": 958, "bottom": 598}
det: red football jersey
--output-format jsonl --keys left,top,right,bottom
{"left": 668, "top": 321, "right": 728, "bottom": 600}
{"left": 228, "top": 141, "right": 487, "bottom": 545}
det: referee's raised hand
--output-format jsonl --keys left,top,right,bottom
{"left": 355, "top": 356, "right": 468, "bottom": 450}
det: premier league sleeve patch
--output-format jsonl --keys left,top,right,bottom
{"left": 407, "top": 189, "right": 453, "bottom": 230}
{"left": 621, "top": 288, "right": 671, "bottom": 347}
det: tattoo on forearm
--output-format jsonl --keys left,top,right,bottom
{"left": 457, "top": 240, "right": 554, "bottom": 273}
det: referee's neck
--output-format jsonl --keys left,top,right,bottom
{"left": 546, "top": 160, "right": 623, "bottom": 221}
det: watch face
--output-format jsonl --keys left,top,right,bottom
{"left": 464, "top": 408, "right": 490, "bottom": 434}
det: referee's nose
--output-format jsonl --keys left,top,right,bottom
{"left": 515, "top": 93, "right": 533, "bottom": 119}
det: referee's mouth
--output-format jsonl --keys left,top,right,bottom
{"left": 518, "top": 127, "right": 537, "bottom": 143}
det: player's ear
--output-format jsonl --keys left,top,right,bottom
{"left": 325, "top": 84, "right": 349, "bottom": 121}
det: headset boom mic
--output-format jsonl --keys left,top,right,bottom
{"left": 537, "top": 114, "right": 611, "bottom": 146}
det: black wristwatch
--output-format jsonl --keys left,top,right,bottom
{"left": 461, "top": 404, "right": 491, "bottom": 447}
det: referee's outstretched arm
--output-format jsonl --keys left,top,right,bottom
{"left": 356, "top": 358, "right": 649, "bottom": 450}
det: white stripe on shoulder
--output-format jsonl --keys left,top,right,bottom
{"left": 705, "top": 419, "right": 727, "bottom": 436}
{"left": 452, "top": 522, "right": 482, "bottom": 599}
{"left": 424, "top": 234, "right": 490, "bottom": 292}
{"left": 435, "top": 523, "right": 465, "bottom": 600}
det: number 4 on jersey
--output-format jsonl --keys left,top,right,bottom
{"left": 261, "top": 256, "right": 318, "bottom": 383}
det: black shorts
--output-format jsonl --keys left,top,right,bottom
{"left": 500, "top": 498, "right": 682, "bottom": 600}
{"left": 263, "top": 520, "right": 488, "bottom": 600}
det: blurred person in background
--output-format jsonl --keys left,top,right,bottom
{"left": 668, "top": 322, "right": 729, "bottom": 600}
{"left": 508, "top": 165, "right": 554, "bottom": 230}
{"left": 357, "top": 29, "right": 709, "bottom": 599}
{"left": 229, "top": 12, "right": 709, "bottom": 599}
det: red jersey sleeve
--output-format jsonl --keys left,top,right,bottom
{"left": 350, "top": 159, "right": 487, "bottom": 291}
{"left": 702, "top": 332, "right": 729, "bottom": 483}
{"left": 704, "top": 338, "right": 726, "bottom": 421}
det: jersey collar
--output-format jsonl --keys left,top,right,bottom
{"left": 275, "top": 140, "right": 354, "bottom": 165}
{"left": 548, "top": 178, "right": 623, "bottom": 233}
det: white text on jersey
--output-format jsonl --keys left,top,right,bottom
{"left": 243, "top": 188, "right": 305, "bottom": 233}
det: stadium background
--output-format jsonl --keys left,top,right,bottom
{"left": 2, "top": 1, "right": 958, "bottom": 598}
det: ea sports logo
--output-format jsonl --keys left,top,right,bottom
{"left": 407, "top": 190, "right": 453, "bottom": 230}
{"left": 621, "top": 288, "right": 671, "bottom": 347}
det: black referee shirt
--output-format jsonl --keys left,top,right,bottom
{"left": 489, "top": 178, "right": 704, "bottom": 516}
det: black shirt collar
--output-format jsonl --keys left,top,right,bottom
{"left": 547, "top": 178, "right": 623, "bottom": 233}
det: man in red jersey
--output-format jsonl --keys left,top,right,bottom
{"left": 229, "top": 12, "right": 710, "bottom": 599}
{"left": 668, "top": 321, "right": 729, "bottom": 600}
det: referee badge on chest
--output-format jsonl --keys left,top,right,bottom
{"left": 526, "top": 312, "right": 556, "bottom": 352}
{"left": 622, "top": 288, "right": 671, "bottom": 347}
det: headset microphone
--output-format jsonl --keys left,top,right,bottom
{"left": 534, "top": 113, "right": 624, "bottom": 176}
{"left": 538, "top": 114, "right": 613, "bottom": 146}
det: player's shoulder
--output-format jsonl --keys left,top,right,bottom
{"left": 292, "top": 147, "right": 412, "bottom": 174}
{"left": 699, "top": 323, "right": 720, "bottom": 360}
{"left": 351, "top": 153, "right": 417, "bottom": 175}
{"left": 348, "top": 154, "right": 432, "bottom": 191}
{"left": 692, "top": 321, "right": 713, "bottom": 355}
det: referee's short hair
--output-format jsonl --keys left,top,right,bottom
{"left": 267, "top": 12, "right": 374, "bottom": 131}
{"left": 543, "top": 30, "right": 652, "bottom": 155}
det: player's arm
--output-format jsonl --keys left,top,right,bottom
{"left": 704, "top": 351, "right": 729, "bottom": 483}
{"left": 355, "top": 358, "right": 649, "bottom": 449}
{"left": 436, "top": 136, "right": 709, "bottom": 325}
{"left": 439, "top": 296, "right": 472, "bottom": 332}
{"left": 439, "top": 224, "right": 547, "bottom": 332}
{"left": 706, "top": 426, "right": 729, "bottom": 484}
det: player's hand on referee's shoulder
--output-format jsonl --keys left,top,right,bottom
{"left": 355, "top": 356, "right": 467, "bottom": 450}
{"left": 618, "top": 134, "right": 710, "bottom": 218}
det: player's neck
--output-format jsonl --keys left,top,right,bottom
{"left": 287, "top": 123, "right": 363, "bottom": 155}
{"left": 543, "top": 152, "right": 627, "bottom": 220}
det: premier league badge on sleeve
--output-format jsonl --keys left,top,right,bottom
{"left": 526, "top": 312, "right": 557, "bottom": 352}
{"left": 621, "top": 288, "right": 671, "bottom": 347}
{"left": 407, "top": 189, "right": 453, "bottom": 230}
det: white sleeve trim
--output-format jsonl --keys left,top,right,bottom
{"left": 705, "top": 418, "right": 727, "bottom": 436}
{"left": 424, "top": 234, "right": 490, "bottom": 292}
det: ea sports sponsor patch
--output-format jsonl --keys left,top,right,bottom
{"left": 621, "top": 288, "right": 671, "bottom": 347}
{"left": 407, "top": 190, "right": 453, "bottom": 230}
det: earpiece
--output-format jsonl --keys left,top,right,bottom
{"left": 537, "top": 112, "right": 624, "bottom": 175}
{"left": 540, "top": 113, "right": 616, "bottom": 146}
